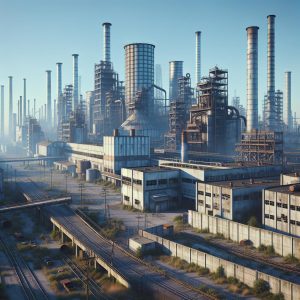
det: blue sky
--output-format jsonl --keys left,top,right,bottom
{"left": 0, "top": 0, "right": 299, "bottom": 126}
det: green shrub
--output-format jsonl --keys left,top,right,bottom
{"left": 215, "top": 265, "right": 225, "bottom": 278}
{"left": 136, "top": 247, "right": 142, "bottom": 258}
{"left": 284, "top": 254, "right": 299, "bottom": 264}
{"left": 258, "top": 244, "right": 267, "bottom": 252}
{"left": 253, "top": 279, "right": 270, "bottom": 296}
{"left": 173, "top": 215, "right": 183, "bottom": 224}
{"left": 265, "top": 245, "right": 275, "bottom": 256}
{"left": 248, "top": 216, "right": 259, "bottom": 227}
{"left": 227, "top": 276, "right": 239, "bottom": 284}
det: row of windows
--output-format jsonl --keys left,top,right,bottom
{"left": 198, "top": 190, "right": 230, "bottom": 200}
{"left": 265, "top": 200, "right": 300, "bottom": 210}
{"left": 265, "top": 214, "right": 300, "bottom": 226}
{"left": 146, "top": 178, "right": 178, "bottom": 186}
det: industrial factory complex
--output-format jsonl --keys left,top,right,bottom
{"left": 1, "top": 4, "right": 300, "bottom": 300}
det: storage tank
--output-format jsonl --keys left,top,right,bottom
{"left": 86, "top": 168, "right": 100, "bottom": 182}
{"left": 76, "top": 160, "right": 91, "bottom": 175}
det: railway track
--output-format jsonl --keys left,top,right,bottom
{"left": 63, "top": 256, "right": 114, "bottom": 300}
{"left": 0, "top": 236, "right": 49, "bottom": 300}
{"left": 17, "top": 176, "right": 217, "bottom": 299}
{"left": 182, "top": 231, "right": 300, "bottom": 278}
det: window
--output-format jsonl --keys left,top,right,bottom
{"left": 124, "top": 196, "right": 130, "bottom": 201}
{"left": 134, "top": 199, "right": 140, "bottom": 205}
{"left": 265, "top": 200, "right": 270, "bottom": 205}
{"left": 198, "top": 191, "right": 204, "bottom": 195}
{"left": 291, "top": 205, "right": 296, "bottom": 210}
{"left": 282, "top": 204, "right": 288, "bottom": 209}
{"left": 265, "top": 214, "right": 270, "bottom": 219}
{"left": 133, "top": 179, "right": 142, "bottom": 185}
{"left": 290, "top": 220, "right": 296, "bottom": 225}
{"left": 205, "top": 192, "right": 211, "bottom": 197}
{"left": 205, "top": 204, "right": 211, "bottom": 208}
{"left": 277, "top": 203, "right": 282, "bottom": 207}
{"left": 158, "top": 179, "right": 167, "bottom": 185}
{"left": 297, "top": 206, "right": 300, "bottom": 211}
{"left": 297, "top": 221, "right": 300, "bottom": 226}
{"left": 146, "top": 180, "right": 157, "bottom": 186}
{"left": 222, "top": 194, "right": 230, "bottom": 200}
{"left": 269, "top": 201, "right": 274, "bottom": 206}
{"left": 198, "top": 200, "right": 204, "bottom": 206}
{"left": 270, "top": 215, "right": 274, "bottom": 220}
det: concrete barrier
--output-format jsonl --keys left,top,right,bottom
{"left": 188, "top": 210, "right": 300, "bottom": 260}
{"left": 141, "top": 226, "right": 300, "bottom": 300}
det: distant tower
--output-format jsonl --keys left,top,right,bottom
{"left": 124, "top": 43, "right": 155, "bottom": 115}
{"left": 23, "top": 78, "right": 26, "bottom": 123}
{"left": 284, "top": 71, "right": 292, "bottom": 130}
{"left": 246, "top": 26, "right": 259, "bottom": 132}
{"left": 195, "top": 31, "right": 201, "bottom": 85}
{"left": 0, "top": 85, "right": 4, "bottom": 137}
{"left": 19, "top": 96, "right": 23, "bottom": 126}
{"left": 72, "top": 54, "right": 79, "bottom": 110}
{"left": 8, "top": 76, "right": 13, "bottom": 138}
{"left": 33, "top": 99, "right": 36, "bottom": 118}
{"left": 103, "top": 22, "right": 111, "bottom": 62}
{"left": 56, "top": 62, "right": 63, "bottom": 126}
{"left": 46, "top": 70, "right": 52, "bottom": 126}
{"left": 265, "top": 15, "right": 276, "bottom": 130}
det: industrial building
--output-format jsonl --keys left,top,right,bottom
{"left": 185, "top": 67, "right": 243, "bottom": 154}
{"left": 37, "top": 131, "right": 150, "bottom": 184}
{"left": 263, "top": 184, "right": 300, "bottom": 237}
{"left": 121, "top": 166, "right": 180, "bottom": 212}
{"left": 93, "top": 23, "right": 124, "bottom": 138}
{"left": 0, "top": 168, "right": 3, "bottom": 201}
{"left": 196, "top": 178, "right": 278, "bottom": 223}
{"left": 59, "top": 109, "right": 87, "bottom": 143}
{"left": 121, "top": 159, "right": 282, "bottom": 212}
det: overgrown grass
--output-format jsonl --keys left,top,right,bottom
{"left": 160, "top": 256, "right": 209, "bottom": 276}
{"left": 198, "top": 284, "right": 222, "bottom": 299}
{"left": 284, "top": 254, "right": 299, "bottom": 264}
{"left": 122, "top": 205, "right": 139, "bottom": 212}
{"left": 258, "top": 244, "right": 275, "bottom": 256}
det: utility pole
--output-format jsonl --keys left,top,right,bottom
{"left": 79, "top": 182, "right": 85, "bottom": 207}
{"left": 49, "top": 168, "right": 53, "bottom": 190}
{"left": 65, "top": 173, "right": 68, "bottom": 194}
{"left": 103, "top": 187, "right": 107, "bottom": 221}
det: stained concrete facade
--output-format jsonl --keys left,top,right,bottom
{"left": 196, "top": 178, "right": 278, "bottom": 222}
{"left": 141, "top": 225, "right": 300, "bottom": 300}
{"left": 121, "top": 167, "right": 180, "bottom": 212}
{"left": 263, "top": 184, "right": 300, "bottom": 237}
{"left": 188, "top": 210, "right": 300, "bottom": 259}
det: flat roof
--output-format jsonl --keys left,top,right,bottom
{"left": 160, "top": 160, "right": 280, "bottom": 171}
{"left": 282, "top": 173, "right": 300, "bottom": 178}
{"left": 133, "top": 166, "right": 178, "bottom": 173}
{"left": 266, "top": 184, "right": 300, "bottom": 196}
{"left": 205, "top": 178, "right": 279, "bottom": 189}
{"left": 130, "top": 236, "right": 155, "bottom": 245}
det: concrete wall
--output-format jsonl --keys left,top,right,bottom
{"left": 188, "top": 210, "right": 300, "bottom": 259}
{"left": 140, "top": 227, "right": 300, "bottom": 300}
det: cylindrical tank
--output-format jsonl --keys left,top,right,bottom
{"left": 76, "top": 160, "right": 91, "bottom": 175}
{"left": 124, "top": 43, "right": 155, "bottom": 115}
{"left": 86, "top": 168, "right": 100, "bottom": 182}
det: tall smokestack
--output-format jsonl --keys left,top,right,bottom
{"left": 27, "top": 99, "right": 30, "bottom": 117}
{"left": 72, "top": 54, "right": 79, "bottom": 110}
{"left": 0, "top": 85, "right": 4, "bottom": 137}
{"left": 103, "top": 22, "right": 111, "bottom": 62}
{"left": 17, "top": 99, "right": 20, "bottom": 126}
{"left": 19, "top": 96, "right": 23, "bottom": 126}
{"left": 266, "top": 15, "right": 276, "bottom": 130}
{"left": 284, "top": 71, "right": 292, "bottom": 130}
{"left": 169, "top": 61, "right": 183, "bottom": 101}
{"left": 8, "top": 76, "right": 13, "bottom": 138}
{"left": 54, "top": 99, "right": 57, "bottom": 127}
{"left": 46, "top": 70, "right": 52, "bottom": 126}
{"left": 34, "top": 99, "right": 36, "bottom": 118}
{"left": 195, "top": 31, "right": 201, "bottom": 85}
{"left": 56, "top": 62, "right": 62, "bottom": 126}
{"left": 23, "top": 78, "right": 26, "bottom": 123}
{"left": 246, "top": 26, "right": 259, "bottom": 132}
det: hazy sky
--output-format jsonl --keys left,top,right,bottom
{"left": 0, "top": 0, "right": 299, "bottom": 129}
